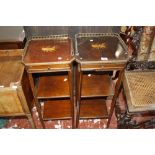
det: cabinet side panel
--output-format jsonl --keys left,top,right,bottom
{"left": 0, "top": 89, "right": 24, "bottom": 115}
{"left": 21, "top": 69, "right": 34, "bottom": 111}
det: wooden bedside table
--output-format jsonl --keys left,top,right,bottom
{"left": 75, "top": 33, "right": 128, "bottom": 128}
{"left": 22, "top": 35, "right": 75, "bottom": 128}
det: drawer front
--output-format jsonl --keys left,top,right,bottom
{"left": 81, "top": 63, "right": 125, "bottom": 71}
{"left": 0, "top": 89, "right": 24, "bottom": 116}
{"left": 27, "top": 64, "right": 70, "bottom": 73}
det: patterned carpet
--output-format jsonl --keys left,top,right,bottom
{"left": 4, "top": 99, "right": 117, "bottom": 129}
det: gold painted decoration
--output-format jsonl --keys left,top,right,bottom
{"left": 41, "top": 46, "right": 56, "bottom": 52}
{"left": 91, "top": 43, "right": 106, "bottom": 49}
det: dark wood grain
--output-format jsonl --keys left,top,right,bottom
{"left": 43, "top": 99, "right": 71, "bottom": 120}
{"left": 80, "top": 99, "right": 108, "bottom": 119}
{"left": 24, "top": 38, "right": 72, "bottom": 64}
{"left": 76, "top": 34, "right": 127, "bottom": 61}
{"left": 0, "top": 41, "right": 25, "bottom": 50}
{"left": 37, "top": 74, "right": 70, "bottom": 99}
{"left": 21, "top": 69, "right": 34, "bottom": 111}
{"left": 81, "top": 63, "right": 125, "bottom": 71}
{"left": 27, "top": 64, "right": 70, "bottom": 73}
{"left": 81, "top": 73, "right": 114, "bottom": 97}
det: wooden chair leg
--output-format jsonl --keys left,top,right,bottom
{"left": 117, "top": 112, "right": 132, "bottom": 129}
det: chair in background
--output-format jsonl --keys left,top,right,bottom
{"left": 116, "top": 26, "right": 155, "bottom": 128}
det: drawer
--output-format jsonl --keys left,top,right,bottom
{"left": 27, "top": 64, "right": 70, "bottom": 73}
{"left": 81, "top": 63, "right": 125, "bottom": 71}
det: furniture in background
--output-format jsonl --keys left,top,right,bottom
{"left": 116, "top": 26, "right": 155, "bottom": 128}
{"left": 0, "top": 49, "right": 35, "bottom": 128}
{"left": 0, "top": 26, "right": 25, "bottom": 50}
{"left": 120, "top": 70, "right": 155, "bottom": 128}
{"left": 22, "top": 35, "right": 75, "bottom": 128}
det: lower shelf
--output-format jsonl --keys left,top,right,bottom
{"left": 43, "top": 99, "right": 72, "bottom": 120}
{"left": 80, "top": 99, "right": 108, "bottom": 119}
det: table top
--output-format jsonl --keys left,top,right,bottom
{"left": 75, "top": 33, "right": 128, "bottom": 63}
{"left": 23, "top": 35, "right": 73, "bottom": 65}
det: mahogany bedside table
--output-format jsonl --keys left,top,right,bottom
{"left": 75, "top": 33, "right": 128, "bottom": 128}
{"left": 22, "top": 35, "right": 75, "bottom": 128}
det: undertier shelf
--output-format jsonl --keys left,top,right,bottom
{"left": 37, "top": 75, "right": 70, "bottom": 99}
{"left": 81, "top": 73, "right": 114, "bottom": 98}
{"left": 80, "top": 99, "right": 108, "bottom": 119}
{"left": 43, "top": 99, "right": 72, "bottom": 120}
